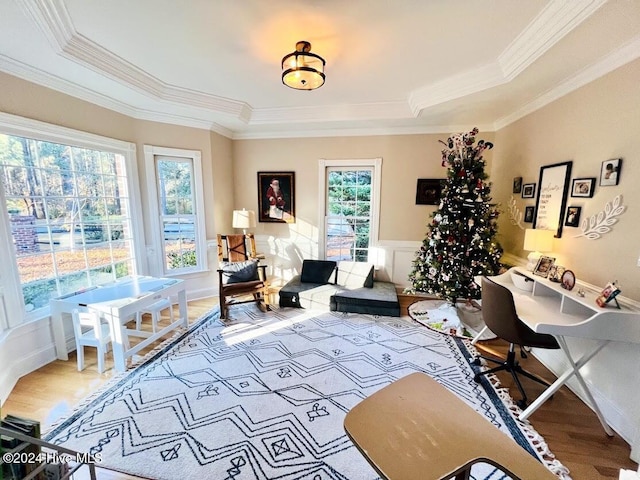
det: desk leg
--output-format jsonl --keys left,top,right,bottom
{"left": 106, "top": 313, "right": 128, "bottom": 373}
{"left": 178, "top": 289, "right": 188, "bottom": 328}
{"left": 50, "top": 310, "right": 69, "bottom": 361}
{"left": 519, "top": 338, "right": 614, "bottom": 436}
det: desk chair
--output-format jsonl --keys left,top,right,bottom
{"left": 217, "top": 234, "right": 269, "bottom": 319}
{"left": 72, "top": 309, "right": 112, "bottom": 374}
{"left": 473, "top": 276, "right": 560, "bottom": 408}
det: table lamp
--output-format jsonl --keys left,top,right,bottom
{"left": 523, "top": 228, "right": 554, "bottom": 271}
{"left": 232, "top": 209, "right": 256, "bottom": 235}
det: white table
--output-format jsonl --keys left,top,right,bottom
{"left": 50, "top": 276, "right": 188, "bottom": 372}
{"left": 478, "top": 267, "right": 640, "bottom": 435}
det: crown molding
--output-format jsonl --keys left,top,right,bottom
{"left": 251, "top": 101, "right": 410, "bottom": 124}
{"left": 498, "top": 0, "right": 606, "bottom": 79}
{"left": 18, "top": 0, "right": 252, "bottom": 121}
{"left": 409, "top": 0, "right": 606, "bottom": 116}
{"left": 494, "top": 34, "right": 640, "bottom": 130}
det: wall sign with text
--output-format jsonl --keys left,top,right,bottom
{"left": 533, "top": 161, "right": 572, "bottom": 238}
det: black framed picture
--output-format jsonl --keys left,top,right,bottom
{"left": 564, "top": 206, "right": 581, "bottom": 227}
{"left": 571, "top": 177, "right": 596, "bottom": 198}
{"left": 524, "top": 206, "right": 534, "bottom": 223}
{"left": 522, "top": 183, "right": 536, "bottom": 199}
{"left": 257, "top": 171, "right": 295, "bottom": 223}
{"left": 513, "top": 177, "right": 522, "bottom": 194}
{"left": 416, "top": 179, "right": 443, "bottom": 205}
{"left": 534, "top": 160, "right": 573, "bottom": 238}
{"left": 599, "top": 158, "right": 622, "bottom": 186}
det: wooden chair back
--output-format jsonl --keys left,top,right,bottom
{"left": 217, "top": 234, "right": 257, "bottom": 263}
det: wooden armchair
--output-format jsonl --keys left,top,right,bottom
{"left": 217, "top": 234, "right": 269, "bottom": 319}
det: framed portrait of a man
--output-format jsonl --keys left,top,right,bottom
{"left": 258, "top": 172, "right": 295, "bottom": 223}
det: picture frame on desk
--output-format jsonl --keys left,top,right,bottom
{"left": 533, "top": 256, "right": 555, "bottom": 278}
{"left": 560, "top": 270, "right": 576, "bottom": 290}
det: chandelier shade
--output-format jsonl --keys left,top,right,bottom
{"left": 281, "top": 41, "right": 325, "bottom": 90}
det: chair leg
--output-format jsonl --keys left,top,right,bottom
{"left": 97, "top": 345, "right": 105, "bottom": 374}
{"left": 76, "top": 345, "right": 85, "bottom": 372}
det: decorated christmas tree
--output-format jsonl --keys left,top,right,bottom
{"left": 407, "top": 128, "right": 503, "bottom": 303}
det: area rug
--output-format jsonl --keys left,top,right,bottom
{"left": 44, "top": 306, "right": 570, "bottom": 479}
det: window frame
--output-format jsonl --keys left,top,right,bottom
{"left": 317, "top": 158, "right": 382, "bottom": 262}
{"left": 143, "top": 145, "right": 207, "bottom": 276}
{"left": 0, "top": 111, "right": 144, "bottom": 326}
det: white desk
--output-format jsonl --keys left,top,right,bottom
{"left": 482, "top": 267, "right": 640, "bottom": 435}
{"left": 50, "top": 276, "right": 188, "bottom": 372}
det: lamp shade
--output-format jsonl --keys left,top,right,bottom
{"left": 523, "top": 228, "right": 554, "bottom": 252}
{"left": 282, "top": 41, "right": 325, "bottom": 90}
{"left": 232, "top": 209, "right": 256, "bottom": 230}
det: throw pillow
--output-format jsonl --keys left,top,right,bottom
{"left": 337, "top": 261, "right": 375, "bottom": 288}
{"left": 220, "top": 260, "right": 259, "bottom": 285}
{"left": 300, "top": 260, "right": 337, "bottom": 284}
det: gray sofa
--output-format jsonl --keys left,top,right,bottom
{"left": 278, "top": 260, "right": 400, "bottom": 317}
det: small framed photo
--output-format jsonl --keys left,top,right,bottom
{"left": 599, "top": 158, "right": 622, "bottom": 186}
{"left": 564, "top": 206, "right": 581, "bottom": 227}
{"left": 561, "top": 270, "right": 576, "bottom": 291}
{"left": 521, "top": 183, "right": 536, "bottom": 198}
{"left": 533, "top": 256, "right": 556, "bottom": 278}
{"left": 513, "top": 177, "right": 523, "bottom": 194}
{"left": 416, "top": 179, "right": 443, "bottom": 205}
{"left": 524, "top": 206, "right": 534, "bottom": 223}
{"left": 548, "top": 264, "right": 565, "bottom": 283}
{"left": 571, "top": 177, "right": 596, "bottom": 198}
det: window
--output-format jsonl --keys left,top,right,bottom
{"left": 318, "top": 158, "right": 381, "bottom": 262}
{"left": 144, "top": 146, "right": 206, "bottom": 276}
{"left": 0, "top": 113, "right": 140, "bottom": 324}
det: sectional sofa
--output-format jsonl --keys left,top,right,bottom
{"left": 278, "top": 260, "right": 400, "bottom": 317}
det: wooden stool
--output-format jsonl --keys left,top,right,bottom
{"left": 343, "top": 372, "right": 557, "bottom": 480}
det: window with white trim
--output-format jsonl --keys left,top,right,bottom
{"left": 144, "top": 146, "right": 207, "bottom": 276}
{"left": 0, "top": 113, "right": 141, "bottom": 325}
{"left": 318, "top": 158, "right": 381, "bottom": 262}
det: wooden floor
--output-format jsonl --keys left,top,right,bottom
{"left": 2, "top": 298, "right": 636, "bottom": 479}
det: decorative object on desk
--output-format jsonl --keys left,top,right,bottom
{"left": 547, "top": 264, "right": 565, "bottom": 283}
{"left": 521, "top": 183, "right": 536, "bottom": 198}
{"left": 533, "top": 255, "right": 555, "bottom": 278}
{"left": 415, "top": 178, "right": 443, "bottom": 205}
{"left": 573, "top": 194, "right": 626, "bottom": 240}
{"left": 507, "top": 195, "right": 525, "bottom": 230}
{"left": 523, "top": 228, "right": 554, "bottom": 271}
{"left": 560, "top": 269, "right": 576, "bottom": 290}
{"left": 564, "top": 206, "right": 581, "bottom": 227}
{"left": 524, "top": 206, "right": 534, "bottom": 223}
{"left": 534, "top": 160, "right": 573, "bottom": 238}
{"left": 512, "top": 176, "right": 522, "bottom": 193}
{"left": 406, "top": 128, "right": 502, "bottom": 303}
{"left": 599, "top": 158, "right": 622, "bottom": 186}
{"left": 231, "top": 208, "right": 256, "bottom": 235}
{"left": 596, "top": 281, "right": 622, "bottom": 308}
{"left": 571, "top": 177, "right": 596, "bottom": 198}
{"left": 577, "top": 288, "right": 585, "bottom": 297}
{"left": 257, "top": 171, "right": 295, "bottom": 223}
{"left": 44, "top": 304, "right": 569, "bottom": 480}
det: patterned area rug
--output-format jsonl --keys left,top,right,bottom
{"left": 44, "top": 306, "right": 570, "bottom": 479}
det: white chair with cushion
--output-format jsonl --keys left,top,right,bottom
{"left": 136, "top": 298, "right": 174, "bottom": 333}
{"left": 72, "top": 309, "right": 112, "bottom": 373}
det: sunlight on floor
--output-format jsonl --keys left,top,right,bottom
{"left": 221, "top": 310, "right": 318, "bottom": 345}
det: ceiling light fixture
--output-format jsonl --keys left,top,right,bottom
{"left": 281, "top": 41, "right": 325, "bottom": 90}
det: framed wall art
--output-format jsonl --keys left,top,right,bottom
{"left": 533, "top": 161, "right": 573, "bottom": 238}
{"left": 599, "top": 158, "right": 622, "bottom": 186}
{"left": 524, "top": 206, "right": 534, "bottom": 223}
{"left": 257, "top": 171, "right": 295, "bottom": 223}
{"left": 564, "top": 206, "right": 581, "bottom": 227}
{"left": 571, "top": 177, "right": 595, "bottom": 198}
{"left": 513, "top": 177, "right": 522, "bottom": 194}
{"left": 416, "top": 179, "right": 443, "bottom": 205}
{"left": 522, "top": 183, "right": 536, "bottom": 198}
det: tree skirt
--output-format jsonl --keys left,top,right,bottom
{"left": 408, "top": 299, "right": 497, "bottom": 340}
{"left": 44, "top": 305, "right": 566, "bottom": 479}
